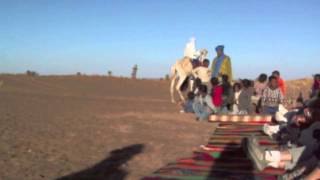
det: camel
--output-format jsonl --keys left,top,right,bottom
{"left": 170, "top": 49, "right": 208, "bottom": 103}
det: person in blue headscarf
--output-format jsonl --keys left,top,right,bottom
{"left": 211, "top": 45, "right": 233, "bottom": 82}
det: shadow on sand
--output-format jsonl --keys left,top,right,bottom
{"left": 57, "top": 144, "right": 144, "bottom": 180}
{"left": 207, "top": 142, "right": 255, "bottom": 180}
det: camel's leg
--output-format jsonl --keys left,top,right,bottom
{"left": 170, "top": 75, "right": 177, "bottom": 103}
{"left": 176, "top": 75, "right": 186, "bottom": 102}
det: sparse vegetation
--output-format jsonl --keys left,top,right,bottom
{"left": 131, "top": 65, "right": 138, "bottom": 79}
{"left": 165, "top": 74, "right": 170, "bottom": 80}
{"left": 76, "top": 72, "right": 82, "bottom": 76}
{"left": 26, "top": 70, "right": 39, "bottom": 77}
{"left": 108, "top": 71, "right": 112, "bottom": 77}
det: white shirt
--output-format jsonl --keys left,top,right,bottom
{"left": 192, "top": 66, "right": 211, "bottom": 83}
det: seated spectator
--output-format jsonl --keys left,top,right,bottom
{"left": 180, "top": 92, "right": 195, "bottom": 113}
{"left": 192, "top": 85, "right": 216, "bottom": 121}
{"left": 231, "top": 82, "right": 242, "bottom": 114}
{"left": 192, "top": 59, "right": 211, "bottom": 87}
{"left": 238, "top": 79, "right": 254, "bottom": 115}
{"left": 262, "top": 76, "right": 284, "bottom": 115}
{"left": 272, "top": 70, "right": 286, "bottom": 96}
{"left": 254, "top": 73, "right": 268, "bottom": 98}
{"left": 311, "top": 74, "right": 320, "bottom": 98}
{"left": 210, "top": 77, "right": 223, "bottom": 113}
{"left": 245, "top": 97, "right": 320, "bottom": 177}
{"left": 304, "top": 160, "right": 320, "bottom": 180}
{"left": 221, "top": 75, "right": 233, "bottom": 112}
{"left": 193, "top": 78, "right": 202, "bottom": 95}
{"left": 254, "top": 73, "right": 268, "bottom": 113}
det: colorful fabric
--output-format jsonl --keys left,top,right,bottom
{"left": 212, "top": 54, "right": 225, "bottom": 78}
{"left": 211, "top": 55, "right": 233, "bottom": 81}
{"left": 143, "top": 119, "right": 284, "bottom": 180}
{"left": 211, "top": 85, "right": 223, "bottom": 107}
{"left": 278, "top": 77, "right": 286, "bottom": 96}
{"left": 209, "top": 114, "right": 272, "bottom": 123}
{"left": 261, "top": 87, "right": 283, "bottom": 108}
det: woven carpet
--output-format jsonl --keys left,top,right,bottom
{"left": 143, "top": 116, "right": 285, "bottom": 180}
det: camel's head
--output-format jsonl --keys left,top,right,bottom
{"left": 200, "top": 49, "right": 208, "bottom": 57}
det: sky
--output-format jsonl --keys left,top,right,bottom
{"left": 1, "top": 0, "right": 319, "bottom": 79}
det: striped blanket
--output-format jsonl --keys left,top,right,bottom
{"left": 143, "top": 116, "right": 285, "bottom": 180}
{"left": 209, "top": 114, "right": 272, "bottom": 124}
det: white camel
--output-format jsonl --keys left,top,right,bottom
{"left": 170, "top": 49, "right": 208, "bottom": 103}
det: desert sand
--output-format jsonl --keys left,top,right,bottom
{"left": 0, "top": 75, "right": 215, "bottom": 180}
{"left": 0, "top": 75, "right": 312, "bottom": 180}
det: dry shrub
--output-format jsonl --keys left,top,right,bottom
{"left": 26, "top": 70, "right": 39, "bottom": 77}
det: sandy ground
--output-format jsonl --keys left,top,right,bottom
{"left": 0, "top": 75, "right": 215, "bottom": 180}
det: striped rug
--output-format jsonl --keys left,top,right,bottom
{"left": 143, "top": 117, "right": 285, "bottom": 180}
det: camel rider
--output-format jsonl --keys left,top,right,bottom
{"left": 211, "top": 45, "right": 233, "bottom": 82}
{"left": 183, "top": 37, "right": 205, "bottom": 68}
{"left": 184, "top": 37, "right": 196, "bottom": 59}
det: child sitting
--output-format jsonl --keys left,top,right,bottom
{"left": 253, "top": 73, "right": 268, "bottom": 113}
{"left": 210, "top": 77, "right": 223, "bottom": 113}
{"left": 192, "top": 85, "right": 214, "bottom": 121}
{"left": 238, "top": 79, "right": 254, "bottom": 115}
{"left": 180, "top": 92, "right": 195, "bottom": 113}
{"left": 272, "top": 70, "right": 286, "bottom": 96}
{"left": 262, "top": 76, "right": 284, "bottom": 115}
{"left": 192, "top": 59, "right": 211, "bottom": 86}
{"left": 254, "top": 73, "right": 268, "bottom": 97}
{"left": 221, "top": 75, "right": 233, "bottom": 112}
{"left": 232, "top": 83, "right": 242, "bottom": 114}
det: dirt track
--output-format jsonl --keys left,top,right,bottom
{"left": 0, "top": 75, "right": 214, "bottom": 180}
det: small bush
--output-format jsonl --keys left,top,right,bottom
{"left": 108, "top": 71, "right": 112, "bottom": 77}
{"left": 26, "top": 70, "right": 39, "bottom": 77}
{"left": 165, "top": 74, "right": 170, "bottom": 80}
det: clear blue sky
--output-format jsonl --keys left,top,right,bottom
{"left": 1, "top": 0, "right": 319, "bottom": 79}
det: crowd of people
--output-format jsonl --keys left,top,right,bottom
{"left": 180, "top": 68, "right": 292, "bottom": 120}
{"left": 247, "top": 89, "right": 320, "bottom": 179}
{"left": 180, "top": 70, "right": 320, "bottom": 179}
{"left": 178, "top": 41, "right": 320, "bottom": 179}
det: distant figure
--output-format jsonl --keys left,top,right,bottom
{"left": 311, "top": 74, "right": 320, "bottom": 98}
{"left": 108, "top": 71, "right": 112, "bottom": 77}
{"left": 272, "top": 70, "right": 286, "bottom": 96}
{"left": 262, "top": 76, "right": 284, "bottom": 115}
{"left": 131, "top": 65, "right": 138, "bottom": 79}
{"left": 211, "top": 45, "right": 233, "bottom": 82}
